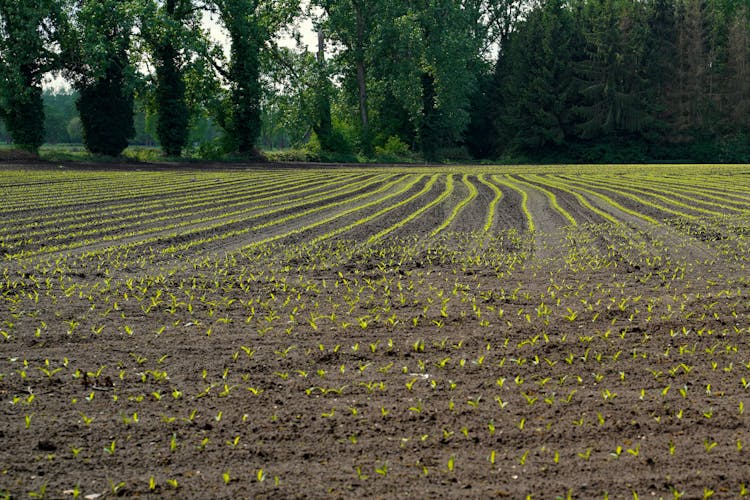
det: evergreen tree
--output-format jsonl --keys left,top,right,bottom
{"left": 574, "top": 0, "right": 655, "bottom": 152}
{"left": 502, "top": 0, "right": 579, "bottom": 155}
{"left": 673, "top": 0, "right": 709, "bottom": 138}
{"left": 644, "top": 0, "right": 678, "bottom": 141}
{"left": 463, "top": 69, "right": 496, "bottom": 159}
{"left": 486, "top": 33, "right": 516, "bottom": 158}
{"left": 725, "top": 6, "right": 750, "bottom": 134}
{"left": 465, "top": 0, "right": 528, "bottom": 159}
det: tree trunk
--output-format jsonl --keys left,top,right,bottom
{"left": 313, "top": 28, "right": 333, "bottom": 150}
{"left": 357, "top": 60, "right": 369, "bottom": 135}
{"left": 355, "top": 4, "right": 370, "bottom": 152}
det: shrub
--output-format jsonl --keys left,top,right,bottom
{"left": 374, "top": 136, "right": 411, "bottom": 162}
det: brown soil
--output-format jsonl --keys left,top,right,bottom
{"left": 1, "top": 162, "right": 749, "bottom": 499}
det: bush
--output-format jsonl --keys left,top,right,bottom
{"left": 438, "top": 146, "right": 472, "bottom": 162}
{"left": 189, "top": 139, "right": 227, "bottom": 161}
{"left": 374, "top": 136, "right": 412, "bottom": 162}
{"left": 123, "top": 147, "right": 164, "bottom": 162}
{"left": 264, "top": 148, "right": 311, "bottom": 162}
{"left": 304, "top": 131, "right": 360, "bottom": 163}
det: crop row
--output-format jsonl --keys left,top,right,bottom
{"left": 3, "top": 166, "right": 750, "bottom": 263}
{"left": 2, "top": 219, "right": 750, "bottom": 497}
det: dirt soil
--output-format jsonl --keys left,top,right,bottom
{"left": 1, "top": 162, "right": 749, "bottom": 499}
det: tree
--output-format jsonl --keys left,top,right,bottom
{"left": 140, "top": 0, "right": 196, "bottom": 156}
{"left": 370, "top": 0, "right": 483, "bottom": 159}
{"left": 260, "top": 46, "right": 316, "bottom": 149}
{"left": 314, "top": 0, "right": 379, "bottom": 153}
{"left": 724, "top": 6, "right": 749, "bottom": 133}
{"left": 464, "top": 0, "right": 530, "bottom": 159}
{"left": 574, "top": 0, "right": 656, "bottom": 149}
{"left": 310, "top": 29, "right": 333, "bottom": 150}
{"left": 0, "top": 1, "right": 61, "bottom": 152}
{"left": 673, "top": 0, "right": 710, "bottom": 138}
{"left": 643, "top": 0, "right": 677, "bottom": 142}
{"left": 463, "top": 67, "right": 496, "bottom": 159}
{"left": 500, "top": 0, "right": 580, "bottom": 154}
{"left": 209, "top": 0, "right": 299, "bottom": 156}
{"left": 63, "top": 0, "right": 137, "bottom": 156}
{"left": 43, "top": 90, "right": 78, "bottom": 143}
{"left": 66, "top": 116, "right": 83, "bottom": 142}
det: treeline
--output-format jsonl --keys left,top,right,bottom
{"left": 0, "top": 0, "right": 748, "bottom": 162}
{"left": 0, "top": 91, "right": 224, "bottom": 149}
{"left": 481, "top": 0, "right": 750, "bottom": 162}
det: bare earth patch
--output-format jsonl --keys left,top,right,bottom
{"left": 1, "top": 162, "right": 749, "bottom": 498}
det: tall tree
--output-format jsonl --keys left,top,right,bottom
{"left": 314, "top": 0, "right": 378, "bottom": 153}
{"left": 644, "top": 0, "right": 677, "bottom": 141}
{"left": 574, "top": 0, "right": 655, "bottom": 146}
{"left": 63, "top": 0, "right": 137, "bottom": 156}
{"left": 464, "top": 0, "right": 529, "bottom": 159}
{"left": 725, "top": 7, "right": 750, "bottom": 133}
{"left": 480, "top": 0, "right": 529, "bottom": 50}
{"left": 501, "top": 0, "right": 580, "bottom": 154}
{"left": 673, "top": 0, "right": 710, "bottom": 138}
{"left": 371, "top": 0, "right": 483, "bottom": 159}
{"left": 0, "top": 1, "right": 61, "bottom": 152}
{"left": 310, "top": 28, "right": 335, "bottom": 150}
{"left": 209, "top": 0, "right": 299, "bottom": 156}
{"left": 141, "top": 0, "right": 196, "bottom": 156}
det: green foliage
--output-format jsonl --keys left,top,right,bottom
{"left": 305, "top": 131, "right": 357, "bottom": 162}
{"left": 311, "top": 63, "right": 335, "bottom": 152}
{"left": 501, "top": 0, "right": 579, "bottom": 152}
{"left": 0, "top": 0, "right": 60, "bottom": 152}
{"left": 77, "top": 60, "right": 135, "bottom": 156}
{"left": 211, "top": 0, "right": 299, "bottom": 156}
{"left": 2, "top": 0, "right": 748, "bottom": 163}
{"left": 145, "top": 0, "right": 193, "bottom": 157}
{"left": 65, "top": 0, "right": 137, "bottom": 156}
{"left": 369, "top": 1, "right": 482, "bottom": 160}
{"left": 263, "top": 147, "right": 311, "bottom": 162}
{"left": 0, "top": 84, "right": 44, "bottom": 152}
{"left": 192, "top": 138, "right": 227, "bottom": 161}
{"left": 374, "top": 135, "right": 411, "bottom": 162}
{"left": 485, "top": 0, "right": 750, "bottom": 162}
{"left": 463, "top": 71, "right": 496, "bottom": 159}
{"left": 44, "top": 92, "right": 78, "bottom": 143}
{"left": 574, "top": 0, "right": 656, "bottom": 142}
{"left": 313, "top": 0, "right": 378, "bottom": 153}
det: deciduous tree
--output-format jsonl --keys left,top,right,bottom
{"left": 141, "top": 0, "right": 197, "bottom": 156}
{"left": 0, "top": 1, "right": 61, "bottom": 152}
{"left": 63, "top": 0, "right": 137, "bottom": 156}
{"left": 208, "top": 0, "right": 299, "bottom": 156}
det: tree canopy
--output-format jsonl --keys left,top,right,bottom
{"left": 0, "top": 0, "right": 748, "bottom": 162}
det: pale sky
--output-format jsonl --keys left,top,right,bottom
{"left": 44, "top": 10, "right": 317, "bottom": 92}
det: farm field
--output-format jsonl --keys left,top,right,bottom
{"left": 1, "top": 162, "right": 750, "bottom": 498}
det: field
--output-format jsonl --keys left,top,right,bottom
{"left": 1, "top": 162, "right": 749, "bottom": 498}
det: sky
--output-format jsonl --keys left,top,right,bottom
{"left": 43, "top": 10, "right": 318, "bottom": 93}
